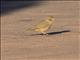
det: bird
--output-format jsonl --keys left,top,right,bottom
{"left": 27, "top": 16, "right": 55, "bottom": 35}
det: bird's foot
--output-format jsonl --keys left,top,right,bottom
{"left": 42, "top": 33, "right": 48, "bottom": 35}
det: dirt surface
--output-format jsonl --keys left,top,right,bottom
{"left": 1, "top": 1, "right": 80, "bottom": 60}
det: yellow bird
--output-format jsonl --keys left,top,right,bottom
{"left": 27, "top": 16, "right": 55, "bottom": 35}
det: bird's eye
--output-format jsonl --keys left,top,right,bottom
{"left": 49, "top": 19, "right": 52, "bottom": 21}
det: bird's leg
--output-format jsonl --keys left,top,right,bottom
{"left": 42, "top": 32, "right": 48, "bottom": 35}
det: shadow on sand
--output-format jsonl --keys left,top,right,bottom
{"left": 30, "top": 30, "right": 70, "bottom": 36}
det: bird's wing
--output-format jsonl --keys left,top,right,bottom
{"left": 36, "top": 20, "right": 50, "bottom": 29}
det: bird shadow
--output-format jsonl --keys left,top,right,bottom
{"left": 29, "top": 30, "right": 71, "bottom": 36}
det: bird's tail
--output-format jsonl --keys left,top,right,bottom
{"left": 26, "top": 28, "right": 35, "bottom": 31}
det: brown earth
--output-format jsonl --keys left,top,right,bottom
{"left": 1, "top": 1, "right": 80, "bottom": 60}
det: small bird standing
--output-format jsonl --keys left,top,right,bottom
{"left": 27, "top": 16, "right": 55, "bottom": 35}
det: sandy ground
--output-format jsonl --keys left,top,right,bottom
{"left": 1, "top": 1, "right": 80, "bottom": 60}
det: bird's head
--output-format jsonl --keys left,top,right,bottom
{"left": 47, "top": 16, "right": 55, "bottom": 21}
